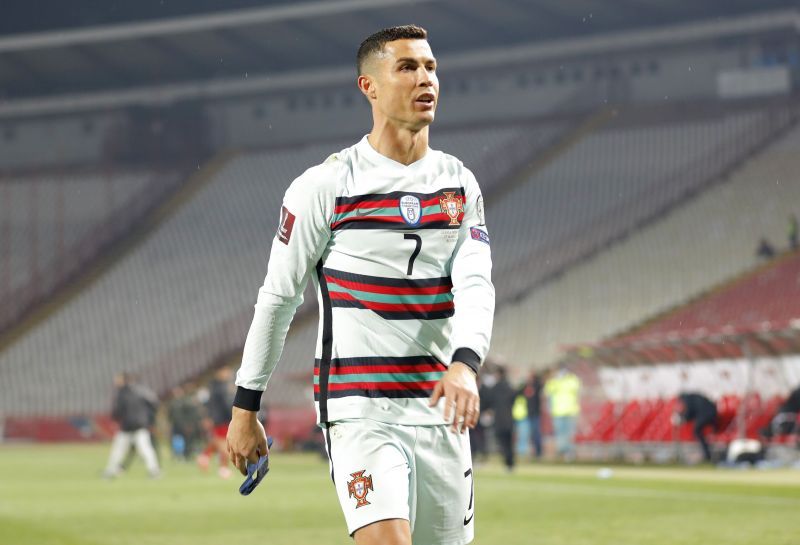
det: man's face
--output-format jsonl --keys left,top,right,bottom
{"left": 366, "top": 39, "right": 439, "bottom": 130}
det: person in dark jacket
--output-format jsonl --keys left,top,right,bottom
{"left": 761, "top": 385, "right": 800, "bottom": 439}
{"left": 520, "top": 370, "right": 544, "bottom": 459}
{"left": 469, "top": 373, "right": 490, "bottom": 464}
{"left": 675, "top": 392, "right": 718, "bottom": 462}
{"left": 483, "top": 366, "right": 516, "bottom": 471}
{"left": 103, "top": 372, "right": 161, "bottom": 478}
{"left": 167, "top": 386, "right": 203, "bottom": 460}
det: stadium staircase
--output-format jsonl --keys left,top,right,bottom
{"left": 490, "top": 100, "right": 800, "bottom": 365}
{"left": 0, "top": 152, "right": 232, "bottom": 355}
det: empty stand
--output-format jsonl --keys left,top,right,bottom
{"left": 0, "top": 122, "right": 563, "bottom": 416}
{"left": 492, "top": 107, "right": 800, "bottom": 365}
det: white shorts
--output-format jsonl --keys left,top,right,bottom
{"left": 323, "top": 419, "right": 474, "bottom": 545}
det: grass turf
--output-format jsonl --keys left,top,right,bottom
{"left": 1, "top": 444, "right": 799, "bottom": 545}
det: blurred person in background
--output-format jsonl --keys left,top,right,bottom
{"left": 756, "top": 237, "right": 775, "bottom": 261}
{"left": 789, "top": 213, "right": 798, "bottom": 250}
{"left": 120, "top": 377, "right": 160, "bottom": 471}
{"left": 469, "top": 372, "right": 490, "bottom": 465}
{"left": 519, "top": 370, "right": 544, "bottom": 459}
{"left": 198, "top": 368, "right": 234, "bottom": 478}
{"left": 674, "top": 392, "right": 718, "bottom": 463}
{"left": 167, "top": 386, "right": 203, "bottom": 461}
{"left": 103, "top": 372, "right": 160, "bottom": 479}
{"left": 761, "top": 384, "right": 800, "bottom": 442}
{"left": 544, "top": 365, "right": 581, "bottom": 462}
{"left": 483, "top": 366, "right": 516, "bottom": 472}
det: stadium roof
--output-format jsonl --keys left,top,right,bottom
{"left": 0, "top": 0, "right": 797, "bottom": 107}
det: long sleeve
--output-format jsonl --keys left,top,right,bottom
{"left": 448, "top": 167, "right": 495, "bottom": 372}
{"left": 234, "top": 162, "right": 338, "bottom": 410}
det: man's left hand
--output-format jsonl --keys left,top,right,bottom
{"left": 429, "top": 362, "right": 479, "bottom": 434}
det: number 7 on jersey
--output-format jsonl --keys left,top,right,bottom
{"left": 403, "top": 234, "right": 422, "bottom": 275}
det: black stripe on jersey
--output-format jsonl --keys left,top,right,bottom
{"left": 323, "top": 426, "right": 335, "bottom": 485}
{"left": 332, "top": 219, "right": 457, "bottom": 231}
{"left": 314, "top": 355, "right": 443, "bottom": 368}
{"left": 335, "top": 187, "right": 463, "bottom": 206}
{"left": 314, "top": 388, "right": 435, "bottom": 401}
{"left": 315, "top": 260, "right": 334, "bottom": 425}
{"left": 323, "top": 267, "right": 452, "bottom": 288}
{"left": 330, "top": 298, "right": 454, "bottom": 320}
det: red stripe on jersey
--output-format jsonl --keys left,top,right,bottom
{"left": 325, "top": 276, "right": 452, "bottom": 295}
{"left": 334, "top": 199, "right": 398, "bottom": 214}
{"left": 313, "top": 364, "right": 447, "bottom": 376}
{"left": 314, "top": 381, "right": 439, "bottom": 393}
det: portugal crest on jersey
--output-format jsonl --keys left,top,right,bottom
{"left": 399, "top": 195, "right": 421, "bottom": 225}
{"left": 347, "top": 470, "right": 374, "bottom": 508}
{"left": 439, "top": 192, "right": 464, "bottom": 226}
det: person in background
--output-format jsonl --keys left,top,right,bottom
{"left": 103, "top": 372, "right": 160, "bottom": 479}
{"left": 198, "top": 368, "right": 234, "bottom": 478}
{"left": 789, "top": 214, "right": 798, "bottom": 250}
{"left": 761, "top": 384, "right": 800, "bottom": 440}
{"left": 167, "top": 386, "right": 203, "bottom": 461}
{"left": 469, "top": 372, "right": 489, "bottom": 464}
{"left": 756, "top": 237, "right": 775, "bottom": 261}
{"left": 674, "top": 392, "right": 718, "bottom": 463}
{"left": 520, "top": 370, "right": 544, "bottom": 459}
{"left": 544, "top": 365, "right": 581, "bottom": 462}
{"left": 483, "top": 366, "right": 516, "bottom": 472}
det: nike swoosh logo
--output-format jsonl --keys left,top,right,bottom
{"left": 463, "top": 514, "right": 473, "bottom": 526}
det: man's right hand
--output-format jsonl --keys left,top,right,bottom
{"left": 227, "top": 406, "right": 268, "bottom": 476}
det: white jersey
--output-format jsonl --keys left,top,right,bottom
{"left": 235, "top": 135, "right": 494, "bottom": 426}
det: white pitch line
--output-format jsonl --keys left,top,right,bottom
{"left": 494, "top": 479, "right": 800, "bottom": 507}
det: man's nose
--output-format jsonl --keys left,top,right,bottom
{"left": 418, "top": 69, "right": 433, "bottom": 86}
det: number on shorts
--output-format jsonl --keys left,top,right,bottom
{"left": 463, "top": 468, "right": 474, "bottom": 525}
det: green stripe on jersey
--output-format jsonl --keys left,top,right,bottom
{"left": 327, "top": 283, "right": 453, "bottom": 304}
{"left": 314, "top": 371, "right": 445, "bottom": 385}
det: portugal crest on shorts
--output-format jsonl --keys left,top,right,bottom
{"left": 439, "top": 192, "right": 464, "bottom": 226}
{"left": 347, "top": 470, "right": 374, "bottom": 508}
{"left": 399, "top": 195, "right": 421, "bottom": 225}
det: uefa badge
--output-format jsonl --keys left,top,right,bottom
{"left": 399, "top": 195, "right": 422, "bottom": 225}
{"left": 347, "top": 470, "right": 374, "bottom": 508}
{"left": 439, "top": 191, "right": 464, "bottom": 226}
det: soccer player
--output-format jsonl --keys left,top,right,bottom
{"left": 227, "top": 25, "right": 494, "bottom": 545}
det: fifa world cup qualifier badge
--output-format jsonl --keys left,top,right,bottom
{"left": 277, "top": 205, "right": 296, "bottom": 244}
{"left": 347, "top": 470, "right": 374, "bottom": 508}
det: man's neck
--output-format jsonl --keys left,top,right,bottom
{"left": 367, "top": 123, "right": 429, "bottom": 166}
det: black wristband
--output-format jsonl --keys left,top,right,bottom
{"left": 233, "top": 386, "right": 263, "bottom": 412}
{"left": 451, "top": 347, "right": 480, "bottom": 375}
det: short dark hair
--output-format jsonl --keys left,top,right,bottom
{"left": 357, "top": 25, "right": 428, "bottom": 75}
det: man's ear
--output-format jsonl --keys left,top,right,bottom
{"left": 358, "top": 74, "right": 377, "bottom": 101}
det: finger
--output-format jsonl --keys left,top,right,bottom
{"left": 257, "top": 435, "right": 268, "bottom": 457}
{"left": 246, "top": 447, "right": 259, "bottom": 465}
{"left": 428, "top": 382, "right": 443, "bottom": 407}
{"left": 443, "top": 391, "right": 455, "bottom": 425}
{"left": 455, "top": 394, "right": 468, "bottom": 434}
{"left": 466, "top": 399, "right": 480, "bottom": 429}
{"left": 233, "top": 453, "right": 247, "bottom": 476}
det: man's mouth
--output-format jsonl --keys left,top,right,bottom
{"left": 415, "top": 93, "right": 436, "bottom": 110}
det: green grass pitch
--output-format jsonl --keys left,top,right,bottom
{"left": 1, "top": 443, "right": 799, "bottom": 545}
